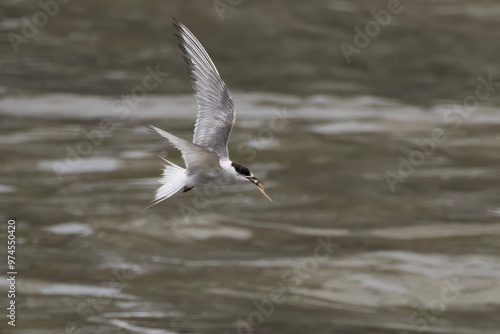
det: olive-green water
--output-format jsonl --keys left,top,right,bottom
{"left": 1, "top": 1, "right": 500, "bottom": 333}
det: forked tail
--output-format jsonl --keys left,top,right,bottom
{"left": 144, "top": 156, "right": 187, "bottom": 209}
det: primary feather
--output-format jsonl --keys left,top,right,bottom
{"left": 172, "top": 18, "right": 235, "bottom": 158}
{"left": 144, "top": 19, "right": 272, "bottom": 207}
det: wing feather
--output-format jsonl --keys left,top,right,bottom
{"left": 147, "top": 125, "right": 221, "bottom": 174}
{"left": 172, "top": 18, "right": 235, "bottom": 158}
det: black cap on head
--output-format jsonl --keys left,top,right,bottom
{"left": 231, "top": 161, "right": 251, "bottom": 176}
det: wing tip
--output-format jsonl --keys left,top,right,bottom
{"left": 172, "top": 17, "right": 181, "bottom": 27}
{"left": 147, "top": 124, "right": 160, "bottom": 134}
{"left": 172, "top": 17, "right": 186, "bottom": 36}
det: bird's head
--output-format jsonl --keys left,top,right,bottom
{"left": 231, "top": 161, "right": 273, "bottom": 202}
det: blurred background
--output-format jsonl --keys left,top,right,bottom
{"left": 1, "top": 0, "right": 500, "bottom": 333}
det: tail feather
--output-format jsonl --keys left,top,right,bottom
{"left": 144, "top": 157, "right": 187, "bottom": 209}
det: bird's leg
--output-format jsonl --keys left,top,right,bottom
{"left": 183, "top": 186, "right": 193, "bottom": 193}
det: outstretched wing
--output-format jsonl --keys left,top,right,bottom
{"left": 148, "top": 125, "right": 222, "bottom": 174}
{"left": 172, "top": 18, "right": 235, "bottom": 159}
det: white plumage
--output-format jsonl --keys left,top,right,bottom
{"left": 147, "top": 19, "right": 273, "bottom": 206}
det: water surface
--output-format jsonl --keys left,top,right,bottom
{"left": 1, "top": 93, "right": 499, "bottom": 333}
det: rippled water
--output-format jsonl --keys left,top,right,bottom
{"left": 2, "top": 93, "right": 500, "bottom": 333}
{"left": 2, "top": 0, "right": 500, "bottom": 333}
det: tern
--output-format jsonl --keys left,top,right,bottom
{"left": 147, "top": 18, "right": 273, "bottom": 206}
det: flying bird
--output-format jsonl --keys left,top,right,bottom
{"left": 147, "top": 18, "right": 273, "bottom": 206}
